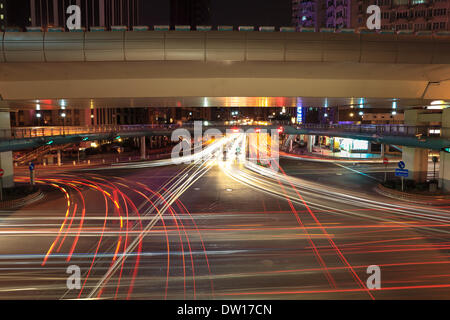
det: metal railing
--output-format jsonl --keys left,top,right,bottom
{"left": 0, "top": 123, "right": 444, "bottom": 141}
{"left": 0, "top": 124, "right": 181, "bottom": 140}
{"left": 295, "top": 124, "right": 442, "bottom": 138}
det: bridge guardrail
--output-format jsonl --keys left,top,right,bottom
{"left": 0, "top": 123, "right": 443, "bottom": 141}
{"left": 295, "top": 124, "right": 442, "bottom": 138}
{"left": 0, "top": 124, "right": 183, "bottom": 140}
{"left": 1, "top": 30, "right": 449, "bottom": 63}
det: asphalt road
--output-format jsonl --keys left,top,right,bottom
{"left": 1, "top": 152, "right": 449, "bottom": 300}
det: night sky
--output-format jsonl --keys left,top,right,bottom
{"left": 142, "top": 0, "right": 292, "bottom": 27}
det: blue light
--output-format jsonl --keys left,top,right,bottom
{"left": 392, "top": 101, "right": 397, "bottom": 109}
{"left": 296, "top": 98, "right": 303, "bottom": 124}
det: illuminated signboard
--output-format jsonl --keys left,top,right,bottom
{"left": 297, "top": 99, "right": 303, "bottom": 124}
{"left": 337, "top": 138, "right": 369, "bottom": 152}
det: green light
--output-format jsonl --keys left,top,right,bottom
{"left": 82, "top": 137, "right": 89, "bottom": 141}
{"left": 46, "top": 140, "right": 54, "bottom": 145}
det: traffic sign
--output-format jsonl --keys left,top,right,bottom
{"left": 398, "top": 161, "right": 406, "bottom": 169}
{"left": 395, "top": 168, "right": 409, "bottom": 177}
{"left": 383, "top": 157, "right": 389, "bottom": 165}
{"left": 0, "top": 169, "right": 4, "bottom": 177}
{"left": 29, "top": 163, "right": 35, "bottom": 171}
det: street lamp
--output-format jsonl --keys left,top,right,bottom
{"left": 36, "top": 112, "right": 42, "bottom": 127}
{"left": 61, "top": 112, "right": 66, "bottom": 135}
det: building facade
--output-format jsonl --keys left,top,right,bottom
{"left": 293, "top": 0, "right": 449, "bottom": 31}
{"left": 0, "top": 0, "right": 30, "bottom": 31}
{"left": 351, "top": 0, "right": 449, "bottom": 31}
{"left": 30, "top": 0, "right": 143, "bottom": 30}
{"left": 292, "top": 0, "right": 351, "bottom": 30}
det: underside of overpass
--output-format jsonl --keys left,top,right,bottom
{"left": 1, "top": 61, "right": 450, "bottom": 105}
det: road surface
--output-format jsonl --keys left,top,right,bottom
{"left": 0, "top": 138, "right": 449, "bottom": 300}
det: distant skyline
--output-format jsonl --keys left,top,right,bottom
{"left": 142, "top": 0, "right": 292, "bottom": 27}
{"left": 3, "top": 0, "right": 292, "bottom": 30}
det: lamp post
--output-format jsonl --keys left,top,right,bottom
{"left": 61, "top": 112, "right": 66, "bottom": 136}
{"left": 36, "top": 112, "right": 42, "bottom": 126}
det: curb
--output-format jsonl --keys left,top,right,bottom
{"left": 375, "top": 184, "right": 450, "bottom": 206}
{"left": 0, "top": 189, "right": 45, "bottom": 210}
{"left": 281, "top": 153, "right": 399, "bottom": 164}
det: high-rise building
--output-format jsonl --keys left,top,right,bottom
{"left": 30, "top": 0, "right": 143, "bottom": 30}
{"left": 170, "top": 0, "right": 211, "bottom": 28}
{"left": 325, "top": 0, "right": 352, "bottom": 28}
{"left": 292, "top": 0, "right": 351, "bottom": 30}
{"left": 351, "top": 0, "right": 449, "bottom": 32}
{"left": 0, "top": 0, "right": 30, "bottom": 31}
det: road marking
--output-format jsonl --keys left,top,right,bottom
{"left": 334, "top": 163, "right": 381, "bottom": 182}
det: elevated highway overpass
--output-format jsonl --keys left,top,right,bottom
{"left": 0, "top": 30, "right": 449, "bottom": 190}
{"left": 0, "top": 30, "right": 449, "bottom": 104}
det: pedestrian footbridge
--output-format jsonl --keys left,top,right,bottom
{"left": 1, "top": 123, "right": 449, "bottom": 152}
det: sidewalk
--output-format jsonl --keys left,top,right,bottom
{"left": 281, "top": 147, "right": 401, "bottom": 164}
{"left": 14, "top": 148, "right": 174, "bottom": 172}
{"left": 375, "top": 183, "right": 450, "bottom": 206}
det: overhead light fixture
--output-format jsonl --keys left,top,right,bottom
{"left": 427, "top": 100, "right": 448, "bottom": 110}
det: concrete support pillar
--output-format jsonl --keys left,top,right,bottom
{"left": 57, "top": 150, "right": 62, "bottom": 166}
{"left": 402, "top": 146, "right": 428, "bottom": 183}
{"left": 439, "top": 152, "right": 450, "bottom": 192}
{"left": 140, "top": 136, "right": 146, "bottom": 160}
{"left": 307, "top": 135, "right": 314, "bottom": 153}
{"left": 0, "top": 106, "right": 14, "bottom": 188}
{"left": 440, "top": 108, "right": 450, "bottom": 191}
{"left": 381, "top": 144, "right": 385, "bottom": 158}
